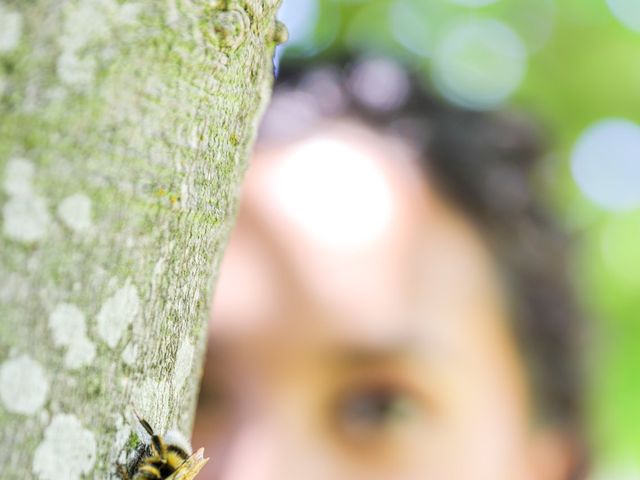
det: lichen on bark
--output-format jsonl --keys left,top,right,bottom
{"left": 0, "top": 0, "right": 284, "bottom": 477}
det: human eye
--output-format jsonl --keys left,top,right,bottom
{"left": 198, "top": 381, "right": 226, "bottom": 409}
{"left": 330, "top": 380, "right": 422, "bottom": 445}
{"left": 197, "top": 375, "right": 231, "bottom": 425}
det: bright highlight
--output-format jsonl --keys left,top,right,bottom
{"left": 571, "top": 119, "right": 640, "bottom": 211}
{"left": 268, "top": 137, "right": 395, "bottom": 250}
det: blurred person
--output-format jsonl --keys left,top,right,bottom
{"left": 192, "top": 57, "right": 587, "bottom": 480}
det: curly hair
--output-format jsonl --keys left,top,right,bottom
{"left": 258, "top": 55, "right": 587, "bottom": 478}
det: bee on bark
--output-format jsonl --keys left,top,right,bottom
{"left": 119, "top": 415, "right": 208, "bottom": 480}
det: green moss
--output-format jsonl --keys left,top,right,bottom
{"left": 127, "top": 431, "right": 140, "bottom": 451}
{"left": 86, "top": 376, "right": 104, "bottom": 399}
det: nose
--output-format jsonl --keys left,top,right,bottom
{"left": 215, "top": 420, "right": 277, "bottom": 480}
{"left": 212, "top": 416, "right": 330, "bottom": 480}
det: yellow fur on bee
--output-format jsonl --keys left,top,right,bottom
{"left": 166, "top": 451, "right": 187, "bottom": 469}
{"left": 138, "top": 464, "right": 161, "bottom": 477}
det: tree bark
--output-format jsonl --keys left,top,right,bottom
{"left": 0, "top": 1, "right": 284, "bottom": 478}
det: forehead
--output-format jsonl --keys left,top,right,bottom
{"left": 211, "top": 124, "right": 507, "bottom": 350}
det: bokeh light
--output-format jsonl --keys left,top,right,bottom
{"left": 571, "top": 119, "right": 640, "bottom": 211}
{"left": 267, "top": 136, "right": 394, "bottom": 250}
{"left": 389, "top": 0, "right": 435, "bottom": 58}
{"left": 606, "top": 0, "right": 640, "bottom": 32}
{"left": 432, "top": 18, "right": 527, "bottom": 109}
{"left": 347, "top": 58, "right": 410, "bottom": 112}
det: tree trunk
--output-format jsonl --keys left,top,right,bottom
{"left": 0, "top": 1, "right": 284, "bottom": 478}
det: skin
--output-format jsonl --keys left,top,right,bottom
{"left": 193, "top": 122, "right": 573, "bottom": 480}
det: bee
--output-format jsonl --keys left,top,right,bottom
{"left": 119, "top": 414, "right": 209, "bottom": 480}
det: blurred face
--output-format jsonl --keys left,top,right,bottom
{"left": 193, "top": 123, "right": 571, "bottom": 479}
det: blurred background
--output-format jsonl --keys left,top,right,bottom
{"left": 195, "top": 0, "right": 640, "bottom": 478}
{"left": 273, "top": 1, "right": 640, "bottom": 476}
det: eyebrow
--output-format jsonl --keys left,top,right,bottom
{"left": 325, "top": 339, "right": 417, "bottom": 368}
{"left": 205, "top": 332, "right": 428, "bottom": 370}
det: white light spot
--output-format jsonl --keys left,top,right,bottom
{"left": 121, "top": 342, "right": 138, "bottom": 366}
{"left": 96, "top": 279, "right": 140, "bottom": 348}
{"left": 348, "top": 58, "right": 410, "bottom": 111}
{"left": 48, "top": 303, "right": 96, "bottom": 369}
{"left": 0, "top": 3, "right": 23, "bottom": 53}
{"left": 571, "top": 118, "right": 640, "bottom": 211}
{"left": 390, "top": 0, "right": 434, "bottom": 57}
{"left": 57, "top": 193, "right": 93, "bottom": 232}
{"left": 3, "top": 157, "right": 34, "bottom": 196}
{"left": 173, "top": 339, "right": 194, "bottom": 392}
{"left": 33, "top": 414, "right": 96, "bottom": 480}
{"left": 268, "top": 137, "right": 394, "bottom": 249}
{"left": 269, "top": 137, "right": 393, "bottom": 250}
{"left": 2, "top": 194, "right": 50, "bottom": 243}
{"left": 433, "top": 18, "right": 527, "bottom": 109}
{"left": 0, "top": 354, "right": 49, "bottom": 415}
{"left": 607, "top": 0, "right": 640, "bottom": 32}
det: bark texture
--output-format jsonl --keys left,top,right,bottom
{"left": 0, "top": 1, "right": 283, "bottom": 478}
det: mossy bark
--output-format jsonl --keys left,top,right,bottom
{"left": 0, "top": 1, "right": 283, "bottom": 478}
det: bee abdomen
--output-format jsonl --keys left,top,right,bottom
{"left": 167, "top": 444, "right": 190, "bottom": 461}
{"left": 134, "top": 464, "right": 162, "bottom": 479}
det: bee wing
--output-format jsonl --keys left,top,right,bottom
{"left": 166, "top": 448, "right": 209, "bottom": 480}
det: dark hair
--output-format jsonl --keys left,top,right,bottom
{"left": 260, "top": 55, "right": 587, "bottom": 477}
